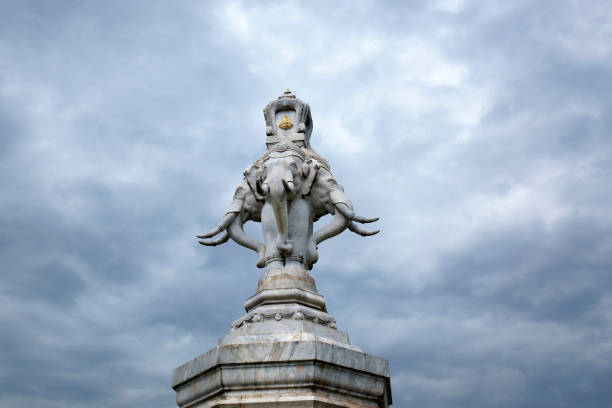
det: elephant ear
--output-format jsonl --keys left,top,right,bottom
{"left": 301, "top": 159, "right": 319, "bottom": 197}
{"left": 244, "top": 164, "right": 265, "bottom": 201}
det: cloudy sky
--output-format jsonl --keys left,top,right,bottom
{"left": 1, "top": 1, "right": 612, "bottom": 407}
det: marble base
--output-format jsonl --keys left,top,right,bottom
{"left": 173, "top": 269, "right": 391, "bottom": 407}
{"left": 172, "top": 339, "right": 391, "bottom": 408}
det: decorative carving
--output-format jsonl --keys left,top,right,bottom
{"left": 263, "top": 89, "right": 310, "bottom": 140}
{"left": 278, "top": 114, "right": 293, "bottom": 130}
{"left": 229, "top": 304, "right": 339, "bottom": 329}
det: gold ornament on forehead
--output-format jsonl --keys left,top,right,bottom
{"left": 278, "top": 114, "right": 293, "bottom": 130}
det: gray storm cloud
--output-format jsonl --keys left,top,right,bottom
{"left": 1, "top": 1, "right": 611, "bottom": 407}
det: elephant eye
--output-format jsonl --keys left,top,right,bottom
{"left": 290, "top": 163, "right": 298, "bottom": 171}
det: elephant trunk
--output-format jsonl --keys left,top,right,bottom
{"left": 266, "top": 173, "right": 294, "bottom": 255}
{"left": 312, "top": 203, "right": 351, "bottom": 245}
{"left": 227, "top": 217, "right": 266, "bottom": 268}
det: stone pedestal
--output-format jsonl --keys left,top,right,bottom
{"left": 172, "top": 268, "right": 392, "bottom": 407}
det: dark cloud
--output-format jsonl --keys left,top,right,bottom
{"left": 1, "top": 1, "right": 611, "bottom": 407}
{"left": 8, "top": 261, "right": 85, "bottom": 306}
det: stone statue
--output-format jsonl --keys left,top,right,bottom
{"left": 197, "top": 89, "right": 379, "bottom": 273}
{"left": 174, "top": 90, "right": 392, "bottom": 408}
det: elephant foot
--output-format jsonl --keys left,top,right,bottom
{"left": 276, "top": 239, "right": 293, "bottom": 255}
{"left": 306, "top": 241, "right": 318, "bottom": 267}
{"left": 256, "top": 249, "right": 266, "bottom": 268}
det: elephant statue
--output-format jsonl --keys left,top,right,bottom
{"left": 197, "top": 89, "right": 379, "bottom": 273}
{"left": 197, "top": 141, "right": 378, "bottom": 271}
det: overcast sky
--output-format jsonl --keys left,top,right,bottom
{"left": 1, "top": 1, "right": 612, "bottom": 407}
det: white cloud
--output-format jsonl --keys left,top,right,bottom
{"left": 528, "top": 2, "right": 612, "bottom": 64}
{"left": 393, "top": 39, "right": 469, "bottom": 88}
{"left": 441, "top": 161, "right": 572, "bottom": 251}
{"left": 432, "top": 0, "right": 469, "bottom": 13}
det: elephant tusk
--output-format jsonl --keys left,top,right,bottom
{"left": 261, "top": 183, "right": 270, "bottom": 195}
{"left": 334, "top": 203, "right": 354, "bottom": 219}
{"left": 196, "top": 213, "right": 238, "bottom": 239}
{"left": 198, "top": 231, "right": 230, "bottom": 246}
{"left": 353, "top": 214, "right": 379, "bottom": 223}
{"left": 196, "top": 225, "right": 223, "bottom": 239}
{"left": 335, "top": 203, "right": 378, "bottom": 223}
{"left": 348, "top": 222, "right": 380, "bottom": 237}
{"left": 282, "top": 179, "right": 295, "bottom": 193}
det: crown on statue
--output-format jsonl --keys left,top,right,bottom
{"left": 263, "top": 89, "right": 313, "bottom": 149}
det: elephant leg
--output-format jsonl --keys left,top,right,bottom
{"left": 261, "top": 202, "right": 284, "bottom": 269}
{"left": 287, "top": 198, "right": 311, "bottom": 267}
{"left": 306, "top": 236, "right": 318, "bottom": 270}
{"left": 227, "top": 217, "right": 266, "bottom": 268}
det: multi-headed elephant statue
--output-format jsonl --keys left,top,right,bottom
{"left": 198, "top": 141, "right": 378, "bottom": 271}
{"left": 197, "top": 88, "right": 382, "bottom": 298}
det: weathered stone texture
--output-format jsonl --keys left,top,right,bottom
{"left": 173, "top": 340, "right": 391, "bottom": 408}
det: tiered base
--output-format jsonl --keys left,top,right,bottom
{"left": 172, "top": 266, "right": 391, "bottom": 407}
{"left": 172, "top": 339, "right": 391, "bottom": 408}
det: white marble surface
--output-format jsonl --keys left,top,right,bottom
{"left": 172, "top": 339, "right": 391, "bottom": 408}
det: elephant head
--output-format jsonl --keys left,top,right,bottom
{"left": 304, "top": 165, "right": 379, "bottom": 268}
{"left": 197, "top": 165, "right": 266, "bottom": 268}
